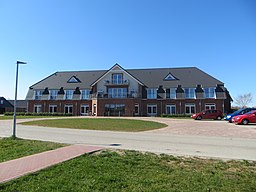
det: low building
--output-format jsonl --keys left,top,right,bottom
{"left": 8, "top": 100, "right": 28, "bottom": 113}
{"left": 0, "top": 97, "right": 13, "bottom": 114}
{"left": 25, "top": 64, "right": 232, "bottom": 116}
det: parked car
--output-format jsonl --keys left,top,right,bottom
{"left": 191, "top": 110, "right": 223, "bottom": 120}
{"left": 224, "top": 108, "right": 256, "bottom": 123}
{"left": 232, "top": 110, "right": 256, "bottom": 125}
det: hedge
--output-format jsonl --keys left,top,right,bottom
{"left": 4, "top": 112, "right": 73, "bottom": 116}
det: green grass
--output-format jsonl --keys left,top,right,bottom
{"left": 0, "top": 137, "right": 66, "bottom": 163}
{"left": 0, "top": 150, "right": 255, "bottom": 191}
{"left": 20, "top": 118, "right": 167, "bottom": 132}
{"left": 0, "top": 116, "right": 60, "bottom": 120}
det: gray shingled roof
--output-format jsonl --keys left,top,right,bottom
{"left": 29, "top": 67, "right": 224, "bottom": 90}
{"left": 127, "top": 67, "right": 224, "bottom": 88}
{"left": 30, "top": 70, "right": 106, "bottom": 89}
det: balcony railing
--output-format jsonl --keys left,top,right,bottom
{"left": 104, "top": 79, "right": 129, "bottom": 86}
{"left": 90, "top": 92, "right": 141, "bottom": 99}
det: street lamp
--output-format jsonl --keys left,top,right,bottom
{"left": 13, "top": 61, "right": 27, "bottom": 138}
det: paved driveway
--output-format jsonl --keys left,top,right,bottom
{"left": 0, "top": 117, "right": 256, "bottom": 161}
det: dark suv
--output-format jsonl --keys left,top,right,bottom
{"left": 191, "top": 110, "right": 223, "bottom": 120}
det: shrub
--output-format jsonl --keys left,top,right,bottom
{"left": 4, "top": 112, "right": 73, "bottom": 116}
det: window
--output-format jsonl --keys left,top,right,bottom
{"left": 184, "top": 88, "right": 195, "bottom": 99}
{"left": 166, "top": 104, "right": 176, "bottom": 115}
{"left": 166, "top": 88, "right": 176, "bottom": 99}
{"left": 34, "top": 90, "right": 42, "bottom": 100}
{"left": 81, "top": 104, "right": 89, "bottom": 115}
{"left": 65, "top": 90, "right": 73, "bottom": 100}
{"left": 105, "top": 104, "right": 125, "bottom": 116}
{"left": 81, "top": 90, "right": 90, "bottom": 100}
{"left": 134, "top": 104, "right": 139, "bottom": 115}
{"left": 147, "top": 88, "right": 157, "bottom": 99}
{"left": 49, "top": 90, "right": 58, "bottom": 100}
{"left": 164, "top": 73, "right": 176, "bottom": 80}
{"left": 185, "top": 104, "right": 195, "bottom": 114}
{"left": 49, "top": 105, "right": 57, "bottom": 113}
{"left": 64, "top": 105, "right": 73, "bottom": 114}
{"left": 0, "top": 100, "right": 3, "bottom": 105}
{"left": 112, "top": 73, "right": 123, "bottom": 84}
{"left": 67, "top": 76, "right": 81, "bottom": 83}
{"left": 108, "top": 88, "right": 127, "bottom": 98}
{"left": 205, "top": 104, "right": 216, "bottom": 110}
{"left": 34, "top": 105, "right": 42, "bottom": 113}
{"left": 204, "top": 88, "right": 215, "bottom": 98}
{"left": 147, "top": 104, "right": 157, "bottom": 116}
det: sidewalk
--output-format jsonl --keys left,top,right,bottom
{"left": 0, "top": 144, "right": 103, "bottom": 183}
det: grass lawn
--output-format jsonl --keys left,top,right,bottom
{"left": 0, "top": 150, "right": 255, "bottom": 192}
{"left": 0, "top": 116, "right": 61, "bottom": 120}
{"left": 20, "top": 118, "right": 167, "bottom": 132}
{"left": 0, "top": 137, "right": 66, "bottom": 163}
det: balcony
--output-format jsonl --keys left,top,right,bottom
{"left": 90, "top": 92, "right": 141, "bottom": 99}
{"left": 104, "top": 79, "right": 129, "bottom": 86}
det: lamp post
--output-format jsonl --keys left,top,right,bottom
{"left": 13, "top": 61, "right": 27, "bottom": 138}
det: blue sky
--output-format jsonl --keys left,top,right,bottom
{"left": 0, "top": 0, "right": 256, "bottom": 106}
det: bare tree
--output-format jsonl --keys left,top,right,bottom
{"left": 234, "top": 93, "right": 253, "bottom": 108}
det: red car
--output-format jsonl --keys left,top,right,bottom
{"left": 191, "top": 109, "right": 223, "bottom": 120}
{"left": 232, "top": 110, "right": 256, "bottom": 125}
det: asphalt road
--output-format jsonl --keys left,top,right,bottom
{"left": 0, "top": 118, "right": 256, "bottom": 161}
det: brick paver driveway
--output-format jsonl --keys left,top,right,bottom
{"left": 138, "top": 117, "right": 256, "bottom": 139}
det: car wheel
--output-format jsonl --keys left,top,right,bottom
{"left": 216, "top": 116, "right": 222, "bottom": 120}
{"left": 196, "top": 116, "right": 202, "bottom": 120}
{"left": 241, "top": 119, "right": 249, "bottom": 125}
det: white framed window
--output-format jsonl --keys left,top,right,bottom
{"left": 34, "top": 105, "right": 42, "bottom": 113}
{"left": 185, "top": 104, "right": 195, "bottom": 114}
{"left": 166, "top": 104, "right": 176, "bottom": 115}
{"left": 205, "top": 103, "right": 216, "bottom": 110}
{"left": 0, "top": 100, "right": 3, "bottom": 104}
{"left": 65, "top": 90, "right": 73, "bottom": 100}
{"left": 147, "top": 104, "right": 157, "bottom": 116}
{"left": 49, "top": 90, "right": 58, "bottom": 100}
{"left": 147, "top": 88, "right": 157, "bottom": 99}
{"left": 184, "top": 88, "right": 195, "bottom": 99}
{"left": 49, "top": 105, "right": 57, "bottom": 113}
{"left": 81, "top": 104, "right": 89, "bottom": 115}
{"left": 112, "top": 73, "right": 123, "bottom": 84}
{"left": 34, "top": 90, "right": 42, "bottom": 100}
{"left": 204, "top": 88, "right": 215, "bottom": 98}
{"left": 108, "top": 88, "right": 127, "bottom": 98}
{"left": 169, "top": 88, "right": 176, "bottom": 99}
{"left": 64, "top": 105, "right": 73, "bottom": 114}
{"left": 81, "top": 90, "right": 90, "bottom": 100}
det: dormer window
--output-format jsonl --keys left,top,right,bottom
{"left": 112, "top": 73, "right": 123, "bottom": 84}
{"left": 65, "top": 90, "right": 73, "bottom": 100}
{"left": 67, "top": 76, "right": 81, "bottom": 83}
{"left": 147, "top": 88, "right": 157, "bottom": 99}
{"left": 204, "top": 88, "right": 215, "bottom": 98}
{"left": 164, "top": 73, "right": 177, "bottom": 81}
{"left": 184, "top": 88, "right": 195, "bottom": 99}
{"left": 34, "top": 90, "right": 42, "bottom": 100}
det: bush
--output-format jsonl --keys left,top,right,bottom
{"left": 4, "top": 112, "right": 73, "bottom": 116}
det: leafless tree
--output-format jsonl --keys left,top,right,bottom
{"left": 234, "top": 93, "right": 253, "bottom": 108}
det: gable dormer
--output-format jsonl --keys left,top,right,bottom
{"left": 164, "top": 73, "right": 178, "bottom": 81}
{"left": 67, "top": 76, "right": 81, "bottom": 83}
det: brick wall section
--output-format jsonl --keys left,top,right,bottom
{"left": 28, "top": 98, "right": 225, "bottom": 116}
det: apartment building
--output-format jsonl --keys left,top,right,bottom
{"left": 26, "top": 64, "right": 232, "bottom": 116}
